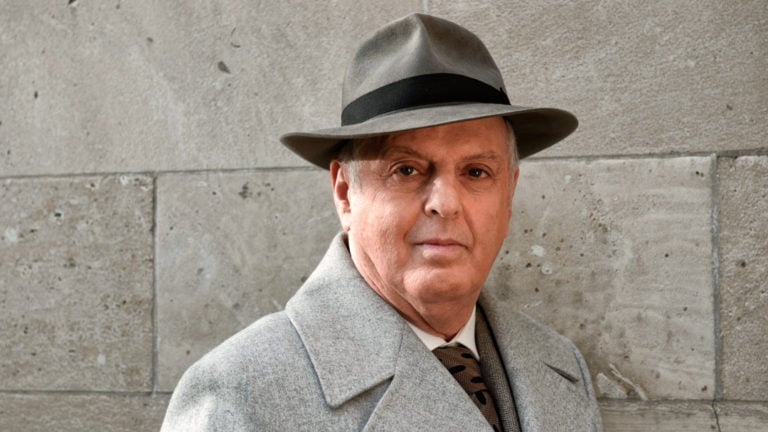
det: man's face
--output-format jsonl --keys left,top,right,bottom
{"left": 331, "top": 117, "right": 519, "bottom": 329}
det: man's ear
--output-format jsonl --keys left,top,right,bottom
{"left": 330, "top": 160, "right": 353, "bottom": 231}
{"left": 498, "top": 165, "right": 520, "bottom": 239}
{"left": 510, "top": 165, "right": 520, "bottom": 200}
{"left": 507, "top": 165, "right": 520, "bottom": 219}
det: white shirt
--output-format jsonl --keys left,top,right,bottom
{"left": 406, "top": 306, "right": 479, "bottom": 360}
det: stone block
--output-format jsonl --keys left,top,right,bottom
{"left": 0, "top": 393, "right": 169, "bottom": 432}
{"left": 0, "top": 176, "right": 153, "bottom": 391}
{"left": 0, "top": 0, "right": 421, "bottom": 176}
{"left": 156, "top": 169, "right": 339, "bottom": 390}
{"left": 487, "top": 157, "right": 715, "bottom": 399}
{"left": 431, "top": 1, "right": 768, "bottom": 157}
{"left": 600, "top": 400, "right": 717, "bottom": 431}
{"left": 717, "top": 156, "right": 768, "bottom": 400}
{"left": 716, "top": 402, "right": 768, "bottom": 432}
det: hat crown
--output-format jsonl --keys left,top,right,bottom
{"left": 279, "top": 13, "right": 578, "bottom": 169}
{"left": 342, "top": 13, "right": 507, "bottom": 109}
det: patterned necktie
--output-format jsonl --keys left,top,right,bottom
{"left": 433, "top": 345, "right": 502, "bottom": 431}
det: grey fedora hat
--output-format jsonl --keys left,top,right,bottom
{"left": 280, "top": 13, "right": 577, "bottom": 169}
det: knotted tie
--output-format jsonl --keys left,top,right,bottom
{"left": 433, "top": 345, "right": 502, "bottom": 431}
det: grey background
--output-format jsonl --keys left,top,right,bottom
{"left": 1, "top": 1, "right": 766, "bottom": 430}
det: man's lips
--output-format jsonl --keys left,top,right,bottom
{"left": 416, "top": 238, "right": 466, "bottom": 247}
{"left": 413, "top": 238, "right": 469, "bottom": 258}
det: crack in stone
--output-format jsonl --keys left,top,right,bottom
{"left": 711, "top": 400, "right": 722, "bottom": 432}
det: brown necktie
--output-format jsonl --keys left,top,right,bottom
{"left": 434, "top": 345, "right": 502, "bottom": 431}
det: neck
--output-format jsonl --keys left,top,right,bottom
{"left": 346, "top": 236, "right": 480, "bottom": 340}
{"left": 393, "top": 297, "right": 476, "bottom": 340}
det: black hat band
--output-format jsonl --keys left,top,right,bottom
{"left": 341, "top": 73, "right": 511, "bottom": 126}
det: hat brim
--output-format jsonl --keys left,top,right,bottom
{"left": 280, "top": 103, "right": 577, "bottom": 169}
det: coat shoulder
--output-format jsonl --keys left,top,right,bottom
{"left": 197, "top": 311, "right": 303, "bottom": 372}
{"left": 161, "top": 312, "right": 316, "bottom": 431}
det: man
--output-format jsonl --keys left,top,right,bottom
{"left": 162, "top": 13, "right": 602, "bottom": 431}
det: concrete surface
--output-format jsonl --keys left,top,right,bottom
{"left": 716, "top": 402, "right": 768, "bottom": 432}
{"left": 431, "top": 0, "right": 768, "bottom": 158}
{"left": 0, "top": 393, "right": 169, "bottom": 432}
{"left": 0, "top": 0, "right": 420, "bottom": 176}
{"left": 1, "top": 1, "right": 767, "bottom": 430}
{"left": 718, "top": 156, "right": 768, "bottom": 400}
{"left": 489, "top": 157, "right": 716, "bottom": 399}
{"left": 601, "top": 400, "right": 768, "bottom": 431}
{"left": 0, "top": 176, "right": 153, "bottom": 391}
{"left": 155, "top": 169, "right": 338, "bottom": 390}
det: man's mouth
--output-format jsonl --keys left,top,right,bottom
{"left": 414, "top": 238, "right": 468, "bottom": 259}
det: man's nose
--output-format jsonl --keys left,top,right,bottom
{"left": 424, "top": 176, "right": 461, "bottom": 218}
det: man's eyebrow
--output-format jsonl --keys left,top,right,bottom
{"left": 459, "top": 151, "right": 506, "bottom": 164}
{"left": 380, "top": 147, "right": 506, "bottom": 164}
{"left": 379, "top": 145, "right": 426, "bottom": 159}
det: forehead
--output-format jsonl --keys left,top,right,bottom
{"left": 362, "top": 117, "right": 511, "bottom": 160}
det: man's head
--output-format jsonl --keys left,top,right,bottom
{"left": 279, "top": 13, "right": 577, "bottom": 337}
{"left": 330, "top": 117, "right": 519, "bottom": 337}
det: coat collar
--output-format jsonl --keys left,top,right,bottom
{"left": 361, "top": 323, "right": 492, "bottom": 431}
{"left": 480, "top": 292, "right": 590, "bottom": 432}
{"left": 285, "top": 234, "right": 492, "bottom": 429}
{"left": 286, "top": 233, "right": 593, "bottom": 431}
{"left": 285, "top": 233, "right": 403, "bottom": 408}
{"left": 479, "top": 291, "right": 582, "bottom": 385}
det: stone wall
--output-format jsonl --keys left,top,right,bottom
{"left": 1, "top": 1, "right": 766, "bottom": 430}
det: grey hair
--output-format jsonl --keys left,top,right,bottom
{"left": 504, "top": 119, "right": 520, "bottom": 167}
{"left": 336, "top": 135, "right": 387, "bottom": 186}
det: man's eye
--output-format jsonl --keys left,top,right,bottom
{"left": 398, "top": 166, "right": 415, "bottom": 176}
{"left": 468, "top": 167, "right": 487, "bottom": 178}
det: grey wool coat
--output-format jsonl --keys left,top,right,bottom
{"left": 161, "top": 234, "right": 603, "bottom": 431}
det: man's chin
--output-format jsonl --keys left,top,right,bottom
{"left": 404, "top": 271, "right": 481, "bottom": 301}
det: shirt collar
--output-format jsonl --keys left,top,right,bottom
{"left": 406, "top": 306, "right": 479, "bottom": 360}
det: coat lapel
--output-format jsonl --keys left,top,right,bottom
{"left": 362, "top": 328, "right": 492, "bottom": 431}
{"left": 285, "top": 233, "right": 400, "bottom": 407}
{"left": 286, "top": 235, "right": 596, "bottom": 431}
{"left": 480, "top": 293, "right": 596, "bottom": 432}
{"left": 286, "top": 234, "right": 492, "bottom": 430}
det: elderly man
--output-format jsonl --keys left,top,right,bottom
{"left": 162, "top": 13, "right": 601, "bottom": 432}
